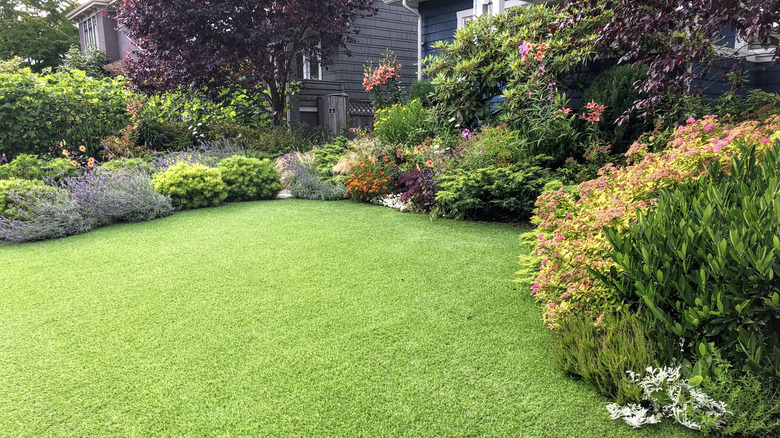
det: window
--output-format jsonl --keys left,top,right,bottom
{"left": 456, "top": 9, "right": 474, "bottom": 29}
{"left": 734, "top": 25, "right": 779, "bottom": 63}
{"left": 82, "top": 15, "right": 98, "bottom": 49}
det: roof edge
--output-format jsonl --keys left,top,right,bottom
{"left": 66, "top": 0, "right": 113, "bottom": 22}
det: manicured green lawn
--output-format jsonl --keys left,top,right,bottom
{"left": 0, "top": 200, "right": 692, "bottom": 437}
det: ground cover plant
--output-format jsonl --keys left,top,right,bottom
{"left": 0, "top": 200, "right": 691, "bottom": 437}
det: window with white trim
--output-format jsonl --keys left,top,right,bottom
{"left": 82, "top": 15, "right": 98, "bottom": 49}
{"left": 456, "top": 9, "right": 474, "bottom": 29}
{"left": 734, "top": 24, "right": 779, "bottom": 63}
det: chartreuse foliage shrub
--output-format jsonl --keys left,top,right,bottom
{"left": 0, "top": 68, "right": 131, "bottom": 158}
{"left": 602, "top": 145, "right": 780, "bottom": 379}
{"left": 217, "top": 156, "right": 282, "bottom": 202}
{"left": 424, "top": 4, "right": 605, "bottom": 128}
{"left": 373, "top": 99, "right": 430, "bottom": 147}
{"left": 528, "top": 114, "right": 780, "bottom": 327}
{"left": 152, "top": 162, "right": 228, "bottom": 210}
{"left": 0, "top": 154, "right": 77, "bottom": 181}
{"left": 433, "top": 164, "right": 553, "bottom": 222}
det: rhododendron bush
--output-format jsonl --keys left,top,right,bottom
{"left": 527, "top": 114, "right": 780, "bottom": 326}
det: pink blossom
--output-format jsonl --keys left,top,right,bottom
{"left": 548, "top": 324, "right": 554, "bottom": 329}
{"left": 704, "top": 124, "right": 714, "bottom": 131}
{"left": 555, "top": 236, "right": 564, "bottom": 241}
{"left": 538, "top": 234, "right": 544, "bottom": 239}
{"left": 565, "top": 213, "right": 572, "bottom": 219}
{"left": 548, "top": 302, "right": 555, "bottom": 307}
{"left": 761, "top": 137, "right": 770, "bottom": 144}
{"left": 685, "top": 150, "right": 699, "bottom": 155}
{"left": 686, "top": 117, "right": 696, "bottom": 124}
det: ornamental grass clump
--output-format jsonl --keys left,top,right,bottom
{"left": 527, "top": 114, "right": 780, "bottom": 327}
{"left": 60, "top": 168, "right": 173, "bottom": 227}
{"left": 274, "top": 152, "right": 345, "bottom": 201}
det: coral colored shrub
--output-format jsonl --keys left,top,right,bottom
{"left": 344, "top": 156, "right": 395, "bottom": 202}
{"left": 152, "top": 162, "right": 228, "bottom": 210}
{"left": 217, "top": 155, "right": 282, "bottom": 202}
{"left": 527, "top": 114, "right": 780, "bottom": 327}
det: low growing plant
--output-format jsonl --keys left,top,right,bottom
{"left": 217, "top": 155, "right": 282, "bottom": 202}
{"left": 152, "top": 162, "right": 227, "bottom": 210}
{"left": 0, "top": 185, "right": 86, "bottom": 243}
{"left": 60, "top": 168, "right": 174, "bottom": 227}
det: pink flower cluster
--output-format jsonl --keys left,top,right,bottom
{"left": 363, "top": 60, "right": 401, "bottom": 92}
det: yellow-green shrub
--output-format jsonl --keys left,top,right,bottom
{"left": 373, "top": 99, "right": 429, "bottom": 147}
{"left": 152, "top": 162, "right": 227, "bottom": 209}
{"left": 527, "top": 115, "right": 780, "bottom": 326}
{"left": 217, "top": 155, "right": 282, "bottom": 202}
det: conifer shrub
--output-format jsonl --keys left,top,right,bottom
{"left": 152, "top": 162, "right": 227, "bottom": 209}
{"left": 217, "top": 155, "right": 282, "bottom": 202}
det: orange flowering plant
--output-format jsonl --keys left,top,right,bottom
{"left": 60, "top": 140, "right": 97, "bottom": 168}
{"left": 524, "top": 114, "right": 780, "bottom": 328}
{"left": 363, "top": 50, "right": 403, "bottom": 110}
{"left": 344, "top": 155, "right": 396, "bottom": 202}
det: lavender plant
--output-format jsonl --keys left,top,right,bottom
{"left": 59, "top": 168, "right": 173, "bottom": 227}
{"left": 0, "top": 186, "right": 87, "bottom": 243}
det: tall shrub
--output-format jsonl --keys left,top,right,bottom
{"left": 602, "top": 145, "right": 780, "bottom": 378}
{"left": 0, "top": 69, "right": 131, "bottom": 158}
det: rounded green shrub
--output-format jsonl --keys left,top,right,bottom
{"left": 137, "top": 119, "right": 195, "bottom": 151}
{"left": 0, "top": 178, "right": 51, "bottom": 218}
{"left": 217, "top": 155, "right": 282, "bottom": 202}
{"left": 152, "top": 162, "right": 227, "bottom": 209}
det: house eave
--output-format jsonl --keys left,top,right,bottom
{"left": 66, "top": 0, "right": 115, "bottom": 22}
{"left": 383, "top": 0, "right": 425, "bottom": 8}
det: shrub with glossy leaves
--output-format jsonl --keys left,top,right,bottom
{"left": 528, "top": 114, "right": 780, "bottom": 327}
{"left": 217, "top": 155, "right": 282, "bottom": 202}
{"left": 152, "top": 162, "right": 227, "bottom": 209}
{"left": 602, "top": 145, "right": 780, "bottom": 379}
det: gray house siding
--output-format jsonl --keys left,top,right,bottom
{"left": 418, "top": 0, "right": 472, "bottom": 59}
{"left": 324, "top": 1, "right": 419, "bottom": 101}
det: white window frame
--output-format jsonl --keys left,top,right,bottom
{"left": 734, "top": 30, "right": 778, "bottom": 63}
{"left": 82, "top": 15, "right": 98, "bottom": 49}
{"left": 456, "top": 9, "right": 475, "bottom": 29}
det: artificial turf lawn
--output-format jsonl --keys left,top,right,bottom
{"left": 0, "top": 200, "right": 694, "bottom": 437}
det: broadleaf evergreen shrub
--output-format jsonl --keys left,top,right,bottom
{"left": 152, "top": 162, "right": 228, "bottom": 210}
{"left": 217, "top": 155, "right": 282, "bottom": 202}
{"left": 602, "top": 144, "right": 780, "bottom": 379}
{"left": 433, "top": 164, "right": 553, "bottom": 222}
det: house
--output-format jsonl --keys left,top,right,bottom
{"left": 384, "top": 0, "right": 780, "bottom": 97}
{"left": 66, "top": 1, "right": 419, "bottom": 134}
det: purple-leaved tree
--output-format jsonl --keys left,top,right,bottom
{"left": 117, "top": 0, "right": 377, "bottom": 125}
{"left": 560, "top": 0, "right": 780, "bottom": 119}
